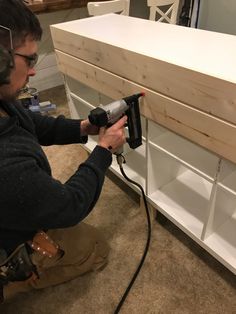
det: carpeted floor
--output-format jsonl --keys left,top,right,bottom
{"left": 1, "top": 86, "right": 235, "bottom": 314}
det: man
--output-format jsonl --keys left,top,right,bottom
{"left": 0, "top": 0, "right": 127, "bottom": 302}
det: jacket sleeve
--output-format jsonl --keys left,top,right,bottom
{"left": 28, "top": 111, "right": 88, "bottom": 145}
{"left": 0, "top": 145, "right": 112, "bottom": 231}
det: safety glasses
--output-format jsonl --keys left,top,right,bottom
{"left": 14, "top": 52, "right": 38, "bottom": 69}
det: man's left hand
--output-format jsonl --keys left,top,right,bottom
{"left": 80, "top": 119, "right": 99, "bottom": 136}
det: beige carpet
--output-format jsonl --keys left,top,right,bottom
{"left": 1, "top": 86, "right": 235, "bottom": 314}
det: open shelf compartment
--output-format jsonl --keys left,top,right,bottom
{"left": 148, "top": 121, "right": 219, "bottom": 182}
{"left": 65, "top": 75, "right": 101, "bottom": 106}
{"left": 70, "top": 93, "right": 95, "bottom": 119}
{"left": 147, "top": 146, "right": 213, "bottom": 239}
{"left": 218, "top": 159, "right": 236, "bottom": 195}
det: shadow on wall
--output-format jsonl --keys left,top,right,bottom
{"left": 129, "top": 0, "right": 149, "bottom": 19}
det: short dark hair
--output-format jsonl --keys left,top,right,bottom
{"left": 0, "top": 0, "right": 42, "bottom": 49}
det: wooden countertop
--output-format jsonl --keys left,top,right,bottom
{"left": 26, "top": 0, "right": 107, "bottom": 14}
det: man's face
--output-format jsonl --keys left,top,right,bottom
{"left": 0, "top": 36, "right": 38, "bottom": 101}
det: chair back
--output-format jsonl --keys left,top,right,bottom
{"left": 147, "top": 0, "right": 180, "bottom": 24}
{"left": 87, "top": 0, "right": 130, "bottom": 16}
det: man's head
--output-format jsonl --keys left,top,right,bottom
{"left": 0, "top": 0, "right": 42, "bottom": 101}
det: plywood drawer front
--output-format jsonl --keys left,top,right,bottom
{"left": 55, "top": 50, "right": 236, "bottom": 164}
{"left": 51, "top": 14, "right": 236, "bottom": 125}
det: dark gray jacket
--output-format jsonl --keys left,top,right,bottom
{"left": 0, "top": 100, "right": 112, "bottom": 253}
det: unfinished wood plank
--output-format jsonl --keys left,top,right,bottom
{"left": 55, "top": 49, "right": 236, "bottom": 163}
{"left": 50, "top": 14, "right": 236, "bottom": 125}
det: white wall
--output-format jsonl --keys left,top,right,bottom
{"left": 130, "top": 0, "right": 149, "bottom": 19}
{"left": 198, "top": 0, "right": 236, "bottom": 35}
{"left": 31, "top": 2, "right": 149, "bottom": 92}
{"left": 30, "top": 7, "right": 88, "bottom": 91}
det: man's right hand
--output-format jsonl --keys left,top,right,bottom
{"left": 98, "top": 115, "right": 127, "bottom": 154}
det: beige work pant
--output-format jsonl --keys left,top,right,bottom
{"left": 4, "top": 222, "right": 109, "bottom": 301}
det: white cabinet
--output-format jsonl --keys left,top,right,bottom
{"left": 64, "top": 75, "right": 236, "bottom": 274}
{"left": 30, "top": 7, "right": 88, "bottom": 91}
{"left": 51, "top": 14, "right": 236, "bottom": 274}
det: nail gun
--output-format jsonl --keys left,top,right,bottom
{"left": 88, "top": 93, "right": 145, "bottom": 153}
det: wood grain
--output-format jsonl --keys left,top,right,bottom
{"left": 51, "top": 15, "right": 236, "bottom": 125}
{"left": 55, "top": 50, "right": 236, "bottom": 164}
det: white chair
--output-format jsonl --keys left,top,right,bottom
{"left": 87, "top": 0, "right": 130, "bottom": 16}
{"left": 147, "top": 0, "right": 180, "bottom": 24}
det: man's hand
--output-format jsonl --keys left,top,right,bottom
{"left": 98, "top": 115, "right": 127, "bottom": 153}
{"left": 80, "top": 119, "right": 99, "bottom": 136}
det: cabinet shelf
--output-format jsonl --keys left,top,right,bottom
{"left": 70, "top": 92, "right": 94, "bottom": 112}
{"left": 66, "top": 76, "right": 101, "bottom": 106}
{"left": 148, "top": 170, "right": 212, "bottom": 239}
{"left": 149, "top": 126, "right": 218, "bottom": 182}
